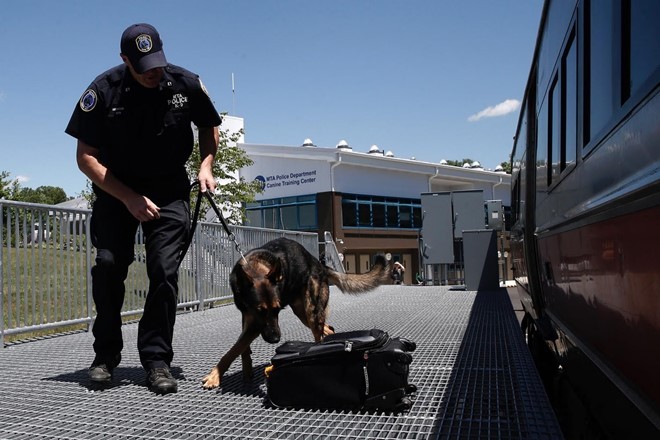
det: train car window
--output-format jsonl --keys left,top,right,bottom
{"left": 623, "top": 0, "right": 660, "bottom": 102}
{"left": 519, "top": 153, "right": 526, "bottom": 223}
{"left": 585, "top": 0, "right": 617, "bottom": 146}
{"left": 536, "top": 97, "right": 549, "bottom": 191}
{"left": 549, "top": 76, "right": 560, "bottom": 186}
{"left": 511, "top": 177, "right": 519, "bottom": 221}
{"left": 562, "top": 30, "right": 577, "bottom": 170}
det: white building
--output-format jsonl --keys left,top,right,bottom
{"left": 229, "top": 118, "right": 510, "bottom": 283}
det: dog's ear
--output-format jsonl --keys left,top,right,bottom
{"left": 239, "top": 259, "right": 257, "bottom": 282}
{"left": 266, "top": 260, "right": 282, "bottom": 284}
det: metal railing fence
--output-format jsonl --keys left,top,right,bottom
{"left": 1, "top": 199, "right": 318, "bottom": 346}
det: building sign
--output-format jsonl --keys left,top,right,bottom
{"left": 255, "top": 169, "right": 318, "bottom": 190}
{"left": 242, "top": 157, "right": 330, "bottom": 199}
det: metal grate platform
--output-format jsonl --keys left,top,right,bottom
{"left": 0, "top": 286, "right": 563, "bottom": 439}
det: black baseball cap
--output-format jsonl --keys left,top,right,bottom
{"left": 120, "top": 23, "right": 167, "bottom": 74}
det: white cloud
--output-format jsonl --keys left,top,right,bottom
{"left": 468, "top": 99, "right": 521, "bottom": 122}
{"left": 16, "top": 175, "right": 30, "bottom": 184}
{"left": 0, "top": 90, "right": 5, "bottom": 102}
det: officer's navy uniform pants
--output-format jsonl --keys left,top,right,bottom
{"left": 90, "top": 193, "right": 190, "bottom": 371}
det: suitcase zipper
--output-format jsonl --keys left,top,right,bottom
{"left": 363, "top": 352, "right": 369, "bottom": 396}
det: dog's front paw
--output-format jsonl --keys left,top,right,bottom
{"left": 201, "top": 367, "right": 222, "bottom": 390}
{"left": 323, "top": 324, "right": 336, "bottom": 336}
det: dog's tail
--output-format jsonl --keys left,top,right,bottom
{"left": 327, "top": 255, "right": 391, "bottom": 294}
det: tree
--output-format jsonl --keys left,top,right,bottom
{"left": 0, "top": 170, "right": 12, "bottom": 199}
{"left": 79, "top": 179, "right": 95, "bottom": 207}
{"left": 186, "top": 124, "right": 263, "bottom": 224}
{"left": 38, "top": 186, "right": 68, "bottom": 205}
{"left": 443, "top": 158, "right": 511, "bottom": 172}
{"left": 12, "top": 186, "right": 68, "bottom": 205}
{"left": 444, "top": 158, "right": 475, "bottom": 167}
{"left": 11, "top": 185, "right": 68, "bottom": 205}
{"left": 0, "top": 173, "right": 68, "bottom": 204}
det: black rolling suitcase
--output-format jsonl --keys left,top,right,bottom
{"left": 265, "top": 329, "right": 417, "bottom": 411}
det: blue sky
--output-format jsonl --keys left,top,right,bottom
{"left": 0, "top": 0, "right": 543, "bottom": 197}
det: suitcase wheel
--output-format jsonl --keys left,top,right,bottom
{"left": 395, "top": 397, "right": 413, "bottom": 411}
{"left": 405, "top": 384, "right": 417, "bottom": 394}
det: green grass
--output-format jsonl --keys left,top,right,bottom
{"left": 1, "top": 244, "right": 149, "bottom": 343}
{"left": 2, "top": 243, "right": 232, "bottom": 344}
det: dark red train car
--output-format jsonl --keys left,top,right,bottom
{"left": 510, "top": 0, "right": 660, "bottom": 437}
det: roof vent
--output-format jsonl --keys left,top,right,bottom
{"left": 367, "top": 144, "right": 381, "bottom": 154}
{"left": 439, "top": 159, "right": 448, "bottom": 165}
{"left": 302, "top": 138, "right": 316, "bottom": 147}
{"left": 336, "top": 140, "right": 352, "bottom": 151}
{"left": 385, "top": 150, "right": 394, "bottom": 157}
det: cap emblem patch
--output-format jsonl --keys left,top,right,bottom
{"left": 80, "top": 89, "right": 97, "bottom": 112}
{"left": 135, "top": 34, "right": 153, "bottom": 53}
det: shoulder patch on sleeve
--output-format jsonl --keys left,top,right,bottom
{"left": 79, "top": 89, "right": 97, "bottom": 112}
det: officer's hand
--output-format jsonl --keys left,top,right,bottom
{"left": 125, "top": 194, "right": 161, "bottom": 222}
{"left": 198, "top": 168, "right": 216, "bottom": 194}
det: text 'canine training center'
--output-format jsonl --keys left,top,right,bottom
{"left": 226, "top": 117, "right": 511, "bottom": 286}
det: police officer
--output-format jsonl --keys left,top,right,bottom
{"left": 65, "top": 23, "right": 222, "bottom": 394}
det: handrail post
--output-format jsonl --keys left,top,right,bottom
{"left": 85, "top": 211, "right": 94, "bottom": 332}
{"left": 194, "top": 226, "right": 203, "bottom": 311}
{"left": 1, "top": 201, "right": 5, "bottom": 347}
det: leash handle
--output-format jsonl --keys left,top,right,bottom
{"left": 201, "top": 190, "right": 233, "bottom": 239}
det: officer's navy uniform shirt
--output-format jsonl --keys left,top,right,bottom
{"left": 66, "top": 64, "right": 221, "bottom": 203}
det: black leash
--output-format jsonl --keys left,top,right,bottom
{"left": 178, "top": 182, "right": 247, "bottom": 269}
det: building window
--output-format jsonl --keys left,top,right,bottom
{"left": 386, "top": 205, "right": 398, "bottom": 227}
{"left": 358, "top": 203, "right": 372, "bottom": 227}
{"left": 341, "top": 194, "right": 422, "bottom": 230}
{"left": 342, "top": 200, "right": 357, "bottom": 227}
{"left": 399, "top": 206, "right": 412, "bottom": 229}
{"left": 245, "top": 195, "right": 318, "bottom": 231}
{"left": 372, "top": 204, "right": 386, "bottom": 228}
{"left": 298, "top": 204, "right": 317, "bottom": 228}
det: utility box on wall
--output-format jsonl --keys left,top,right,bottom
{"left": 463, "top": 229, "right": 499, "bottom": 290}
{"left": 420, "top": 192, "right": 454, "bottom": 264}
{"left": 485, "top": 200, "right": 503, "bottom": 230}
{"left": 451, "top": 190, "right": 485, "bottom": 238}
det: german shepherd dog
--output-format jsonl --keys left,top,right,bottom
{"left": 201, "top": 237, "right": 391, "bottom": 389}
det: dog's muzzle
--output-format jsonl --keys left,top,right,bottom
{"left": 262, "top": 326, "right": 281, "bottom": 344}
